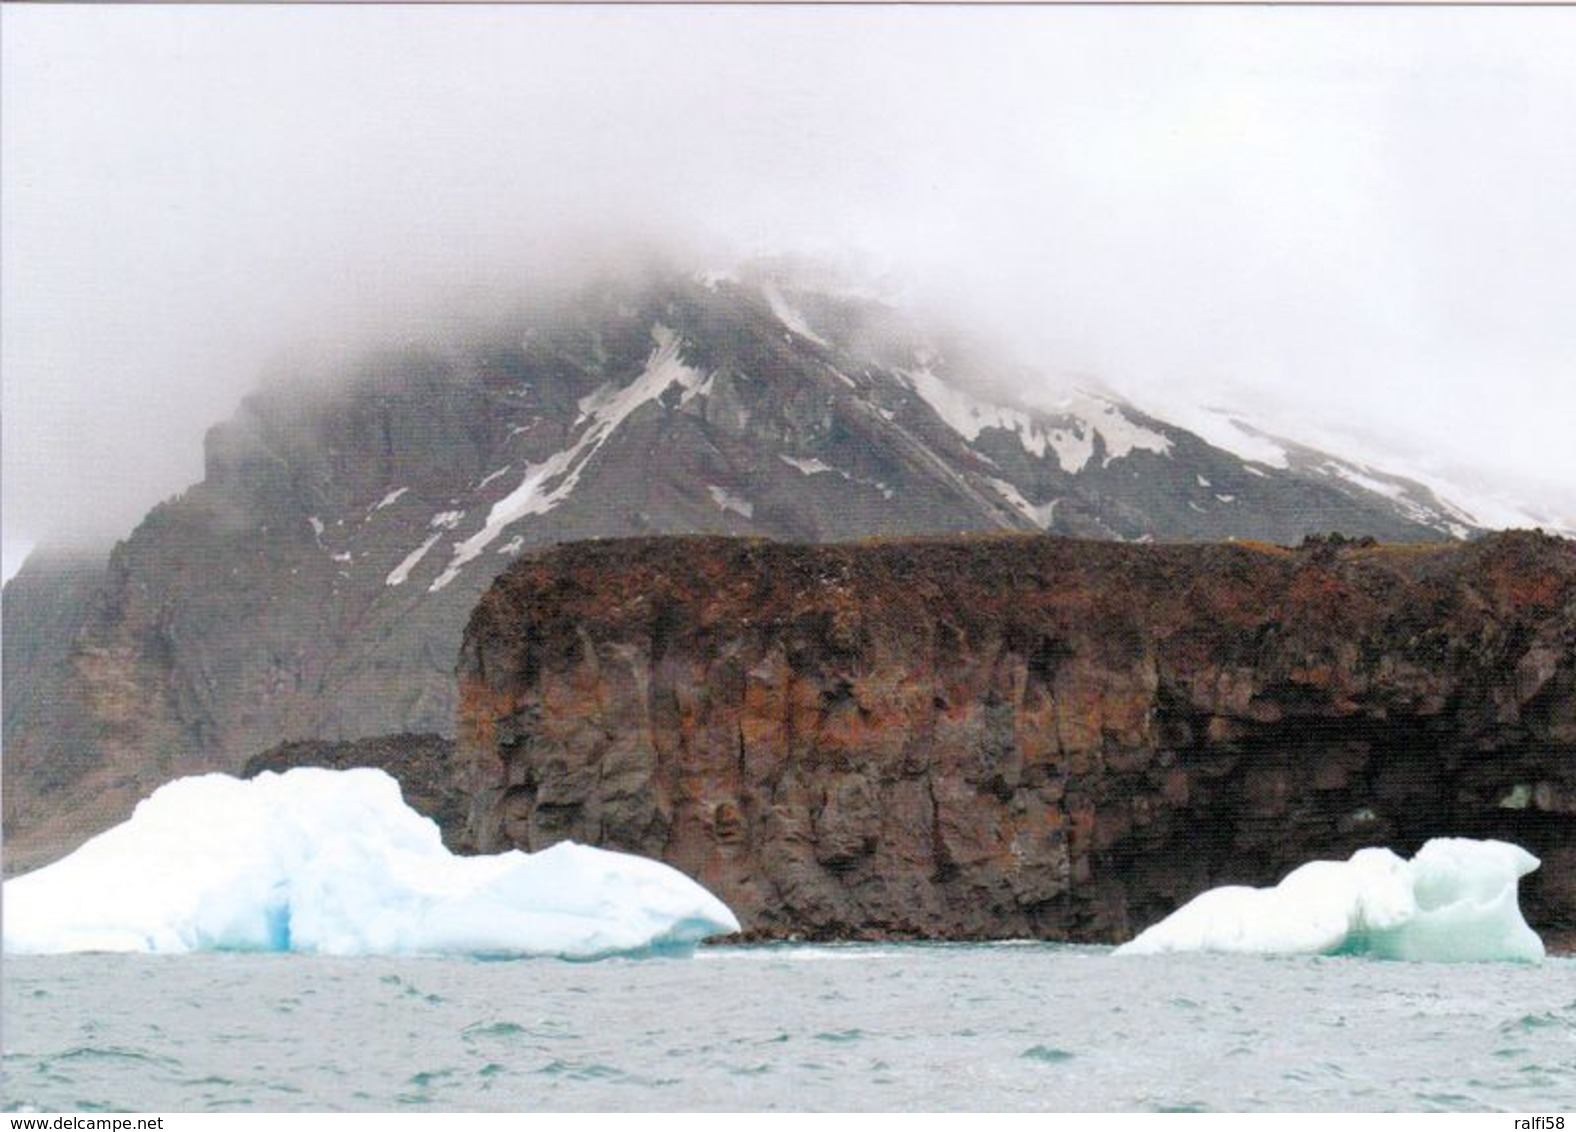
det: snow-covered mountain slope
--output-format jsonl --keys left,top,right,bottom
{"left": 1175, "top": 405, "right": 1576, "bottom": 540}
{"left": 1, "top": 265, "right": 1521, "bottom": 871}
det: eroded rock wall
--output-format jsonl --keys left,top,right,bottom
{"left": 457, "top": 532, "right": 1576, "bottom": 942}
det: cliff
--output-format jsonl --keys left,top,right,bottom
{"left": 1, "top": 549, "right": 114, "bottom": 875}
{"left": 457, "top": 531, "right": 1576, "bottom": 943}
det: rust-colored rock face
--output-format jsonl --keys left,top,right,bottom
{"left": 457, "top": 532, "right": 1576, "bottom": 943}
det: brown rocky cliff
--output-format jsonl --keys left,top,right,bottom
{"left": 456, "top": 531, "right": 1576, "bottom": 942}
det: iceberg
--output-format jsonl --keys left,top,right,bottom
{"left": 2, "top": 768, "right": 740, "bottom": 958}
{"left": 1114, "top": 838, "right": 1544, "bottom": 962}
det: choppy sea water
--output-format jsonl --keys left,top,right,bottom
{"left": 4, "top": 944, "right": 1574, "bottom": 1112}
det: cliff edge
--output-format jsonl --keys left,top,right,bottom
{"left": 457, "top": 531, "right": 1575, "bottom": 943}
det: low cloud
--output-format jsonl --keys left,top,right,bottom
{"left": 5, "top": 4, "right": 1573, "bottom": 556}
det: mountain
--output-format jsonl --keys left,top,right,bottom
{"left": 1, "top": 263, "right": 1494, "bottom": 871}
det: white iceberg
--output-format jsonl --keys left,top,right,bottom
{"left": 1115, "top": 838, "right": 1545, "bottom": 962}
{"left": 2, "top": 768, "right": 740, "bottom": 958}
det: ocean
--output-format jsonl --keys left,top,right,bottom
{"left": 4, "top": 943, "right": 1574, "bottom": 1112}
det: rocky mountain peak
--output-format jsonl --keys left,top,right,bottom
{"left": 3, "top": 264, "right": 1496, "bottom": 871}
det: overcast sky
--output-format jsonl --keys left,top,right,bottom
{"left": 5, "top": 5, "right": 1575, "bottom": 578}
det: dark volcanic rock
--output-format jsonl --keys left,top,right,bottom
{"left": 457, "top": 530, "right": 1576, "bottom": 943}
{"left": 242, "top": 733, "right": 467, "bottom": 852}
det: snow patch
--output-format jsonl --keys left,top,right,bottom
{"left": 1317, "top": 457, "right": 1395, "bottom": 496}
{"left": 307, "top": 516, "right": 334, "bottom": 557}
{"left": 2, "top": 769, "right": 740, "bottom": 958}
{"left": 1168, "top": 407, "right": 1570, "bottom": 536}
{"left": 708, "top": 485, "right": 754, "bottom": 520}
{"left": 477, "top": 465, "right": 512, "bottom": 491}
{"left": 1160, "top": 406, "right": 1554, "bottom": 536}
{"left": 777, "top": 453, "right": 892, "bottom": 499}
{"left": 498, "top": 535, "right": 525, "bottom": 557}
{"left": 680, "top": 371, "right": 715, "bottom": 404}
{"left": 902, "top": 367, "right": 1170, "bottom": 473}
{"left": 762, "top": 283, "right": 829, "bottom": 346}
{"left": 385, "top": 533, "right": 442, "bottom": 587}
{"left": 429, "top": 325, "right": 711, "bottom": 591}
{"left": 1115, "top": 838, "right": 1543, "bottom": 962}
{"left": 373, "top": 487, "right": 409, "bottom": 512}
{"left": 1301, "top": 455, "right": 1484, "bottom": 538}
{"left": 987, "top": 478, "right": 1059, "bottom": 529}
{"left": 695, "top": 267, "right": 736, "bottom": 290}
{"left": 1077, "top": 398, "right": 1174, "bottom": 469}
{"left": 779, "top": 455, "right": 837, "bottom": 477}
{"left": 1171, "top": 408, "right": 1293, "bottom": 469}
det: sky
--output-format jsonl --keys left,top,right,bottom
{"left": 4, "top": 4, "right": 1575, "bottom": 580}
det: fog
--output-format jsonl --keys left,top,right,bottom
{"left": 5, "top": 5, "right": 1575, "bottom": 574}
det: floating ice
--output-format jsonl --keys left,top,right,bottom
{"left": 3, "top": 768, "right": 740, "bottom": 958}
{"left": 1115, "top": 839, "right": 1544, "bottom": 962}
